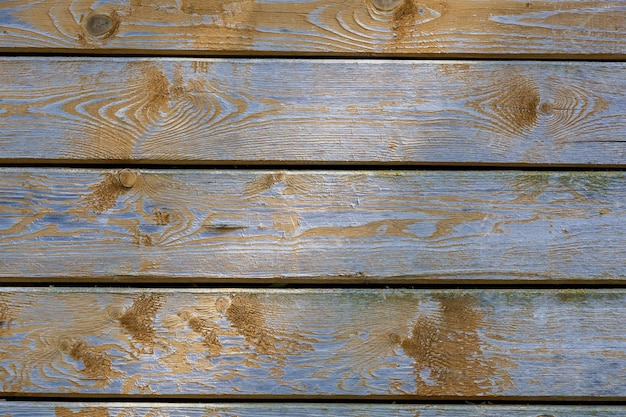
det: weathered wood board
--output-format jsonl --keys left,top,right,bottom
{"left": 1, "top": 58, "right": 625, "bottom": 166}
{"left": 0, "top": 288, "right": 625, "bottom": 398}
{"left": 0, "top": 169, "right": 624, "bottom": 283}
{"left": 1, "top": 402, "right": 625, "bottom": 416}
{"left": 0, "top": 168, "right": 626, "bottom": 284}
{"left": 0, "top": 0, "right": 625, "bottom": 57}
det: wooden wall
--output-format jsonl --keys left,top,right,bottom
{"left": 0, "top": 0, "right": 625, "bottom": 415}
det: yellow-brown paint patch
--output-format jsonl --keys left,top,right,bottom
{"left": 244, "top": 173, "right": 324, "bottom": 197}
{"left": 55, "top": 407, "right": 109, "bottom": 417}
{"left": 131, "top": 225, "right": 154, "bottom": 247}
{"left": 160, "top": 301, "right": 224, "bottom": 375}
{"left": 494, "top": 76, "right": 540, "bottom": 133}
{"left": 298, "top": 219, "right": 418, "bottom": 239}
{"left": 0, "top": 302, "right": 10, "bottom": 330}
{"left": 0, "top": 103, "right": 30, "bottom": 119}
{"left": 244, "top": 173, "right": 285, "bottom": 196}
{"left": 186, "top": 0, "right": 256, "bottom": 27}
{"left": 75, "top": 62, "right": 172, "bottom": 161}
{"left": 126, "top": 0, "right": 257, "bottom": 50}
{"left": 426, "top": 209, "right": 488, "bottom": 240}
{"left": 387, "top": 0, "right": 446, "bottom": 49}
{"left": 441, "top": 63, "right": 470, "bottom": 75}
{"left": 117, "top": 294, "right": 163, "bottom": 353}
{"left": 139, "top": 259, "right": 161, "bottom": 273}
{"left": 226, "top": 294, "right": 273, "bottom": 354}
{"left": 401, "top": 294, "right": 513, "bottom": 396}
{"left": 81, "top": 173, "right": 127, "bottom": 214}
{"left": 181, "top": 0, "right": 225, "bottom": 15}
{"left": 153, "top": 209, "right": 171, "bottom": 225}
{"left": 225, "top": 294, "right": 313, "bottom": 359}
{"left": 272, "top": 211, "right": 301, "bottom": 235}
{"left": 392, "top": 0, "right": 419, "bottom": 42}
{"left": 511, "top": 172, "right": 615, "bottom": 204}
{"left": 184, "top": 312, "right": 222, "bottom": 356}
{"left": 68, "top": 340, "right": 116, "bottom": 380}
{"left": 325, "top": 294, "right": 418, "bottom": 387}
{"left": 141, "top": 65, "right": 170, "bottom": 110}
{"left": 556, "top": 289, "right": 590, "bottom": 304}
{"left": 469, "top": 72, "right": 541, "bottom": 137}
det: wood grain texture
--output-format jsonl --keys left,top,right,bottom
{"left": 1, "top": 58, "right": 625, "bottom": 166}
{"left": 1, "top": 168, "right": 624, "bottom": 283}
{"left": 0, "top": 0, "right": 625, "bottom": 57}
{"left": 0, "top": 288, "right": 625, "bottom": 398}
{"left": 1, "top": 402, "right": 625, "bottom": 417}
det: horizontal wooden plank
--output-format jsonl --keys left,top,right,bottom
{"left": 1, "top": 58, "right": 625, "bottom": 166}
{"left": 0, "top": 288, "right": 625, "bottom": 398}
{"left": 1, "top": 403, "right": 625, "bottom": 417}
{"left": 1, "top": 169, "right": 624, "bottom": 283}
{"left": 0, "top": 0, "right": 625, "bottom": 57}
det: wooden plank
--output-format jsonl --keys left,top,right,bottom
{"left": 0, "top": 288, "right": 625, "bottom": 398}
{"left": 1, "top": 58, "right": 625, "bottom": 166}
{"left": 1, "top": 168, "right": 624, "bottom": 283}
{"left": 1, "top": 402, "right": 625, "bottom": 416}
{"left": 0, "top": 0, "right": 624, "bottom": 57}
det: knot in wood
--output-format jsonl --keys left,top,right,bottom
{"left": 170, "top": 85, "right": 187, "bottom": 99}
{"left": 118, "top": 169, "right": 137, "bottom": 188}
{"left": 539, "top": 101, "right": 554, "bottom": 115}
{"left": 84, "top": 14, "right": 115, "bottom": 38}
{"left": 58, "top": 338, "right": 73, "bottom": 353}
{"left": 369, "top": 0, "right": 404, "bottom": 12}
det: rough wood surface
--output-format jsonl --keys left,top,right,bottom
{"left": 0, "top": 169, "right": 624, "bottom": 283}
{"left": 0, "top": 0, "right": 624, "bottom": 57}
{"left": 1, "top": 402, "right": 625, "bottom": 416}
{"left": 0, "top": 288, "right": 625, "bottom": 398}
{"left": 1, "top": 58, "right": 625, "bottom": 166}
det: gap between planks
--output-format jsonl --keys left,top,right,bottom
{"left": 2, "top": 50, "right": 626, "bottom": 61}
{"left": 1, "top": 162, "right": 626, "bottom": 170}
{"left": 1, "top": 402, "right": 626, "bottom": 416}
